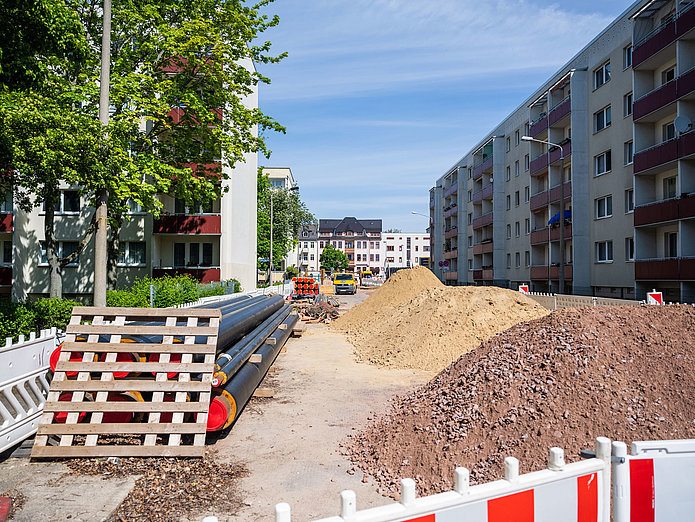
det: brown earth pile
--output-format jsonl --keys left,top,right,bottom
{"left": 335, "top": 268, "right": 549, "bottom": 371}
{"left": 346, "top": 305, "right": 695, "bottom": 498}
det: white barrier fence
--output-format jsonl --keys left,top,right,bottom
{"left": 276, "top": 438, "right": 612, "bottom": 522}
{"left": 526, "top": 292, "right": 643, "bottom": 311}
{"left": 0, "top": 328, "right": 56, "bottom": 453}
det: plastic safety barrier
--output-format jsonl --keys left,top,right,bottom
{"left": 612, "top": 439, "right": 695, "bottom": 522}
{"left": 0, "top": 329, "right": 56, "bottom": 453}
{"left": 276, "top": 438, "right": 612, "bottom": 522}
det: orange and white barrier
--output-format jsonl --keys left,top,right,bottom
{"left": 276, "top": 438, "right": 612, "bottom": 522}
{"left": 612, "top": 439, "right": 695, "bottom": 522}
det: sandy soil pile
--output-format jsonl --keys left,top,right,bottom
{"left": 334, "top": 268, "right": 548, "bottom": 372}
{"left": 346, "top": 305, "right": 695, "bottom": 497}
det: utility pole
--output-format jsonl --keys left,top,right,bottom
{"left": 94, "top": 0, "right": 111, "bottom": 307}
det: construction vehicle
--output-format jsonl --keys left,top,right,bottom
{"left": 333, "top": 273, "right": 358, "bottom": 295}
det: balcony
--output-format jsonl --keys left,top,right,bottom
{"left": 472, "top": 212, "right": 493, "bottom": 229}
{"left": 634, "top": 198, "right": 679, "bottom": 226}
{"left": 530, "top": 154, "right": 548, "bottom": 175}
{"left": 530, "top": 191, "right": 548, "bottom": 211}
{"left": 0, "top": 266, "right": 11, "bottom": 286}
{"left": 549, "top": 141, "right": 570, "bottom": 164}
{"left": 473, "top": 269, "right": 483, "bottom": 280}
{"left": 444, "top": 227, "right": 458, "bottom": 240}
{"left": 549, "top": 265, "right": 573, "bottom": 280}
{"left": 530, "top": 266, "right": 548, "bottom": 280}
{"left": 482, "top": 269, "right": 494, "bottom": 281}
{"left": 634, "top": 258, "right": 679, "bottom": 280}
{"left": 153, "top": 214, "right": 222, "bottom": 235}
{"left": 530, "top": 228, "right": 548, "bottom": 245}
{"left": 633, "top": 138, "right": 678, "bottom": 173}
{"left": 549, "top": 224, "right": 572, "bottom": 242}
{"left": 681, "top": 258, "right": 695, "bottom": 279}
{"left": 529, "top": 141, "right": 571, "bottom": 176}
{"left": 548, "top": 96, "right": 571, "bottom": 126}
{"left": 529, "top": 113, "right": 548, "bottom": 138}
{"left": 471, "top": 184, "right": 493, "bottom": 203}
{"left": 444, "top": 249, "right": 458, "bottom": 260}
{"left": 530, "top": 265, "right": 572, "bottom": 280}
{"left": 681, "top": 193, "right": 695, "bottom": 218}
{"left": 633, "top": 18, "right": 676, "bottom": 68}
{"left": 444, "top": 183, "right": 458, "bottom": 198}
{"left": 472, "top": 156, "right": 493, "bottom": 180}
{"left": 472, "top": 242, "right": 493, "bottom": 255}
{"left": 152, "top": 267, "right": 221, "bottom": 283}
{"left": 677, "top": 3, "right": 695, "bottom": 38}
{"left": 167, "top": 107, "right": 223, "bottom": 126}
{"left": 444, "top": 271, "right": 458, "bottom": 281}
{"left": 444, "top": 205, "right": 458, "bottom": 218}
{"left": 549, "top": 181, "right": 572, "bottom": 203}
{"left": 633, "top": 80, "right": 677, "bottom": 121}
{"left": 0, "top": 213, "right": 13, "bottom": 232}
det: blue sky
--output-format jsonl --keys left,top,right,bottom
{"left": 256, "top": 0, "right": 632, "bottom": 233}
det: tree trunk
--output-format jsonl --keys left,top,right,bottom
{"left": 107, "top": 213, "right": 122, "bottom": 289}
{"left": 44, "top": 204, "right": 62, "bottom": 299}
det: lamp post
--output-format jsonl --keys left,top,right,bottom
{"left": 521, "top": 136, "right": 567, "bottom": 294}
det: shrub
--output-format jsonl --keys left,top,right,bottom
{"left": 0, "top": 298, "right": 78, "bottom": 342}
{"left": 32, "top": 298, "right": 79, "bottom": 331}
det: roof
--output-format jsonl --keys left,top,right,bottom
{"left": 319, "top": 217, "right": 382, "bottom": 234}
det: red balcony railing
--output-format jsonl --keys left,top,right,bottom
{"left": 530, "top": 228, "right": 548, "bottom": 245}
{"left": 549, "top": 224, "right": 572, "bottom": 242}
{"left": 530, "top": 266, "right": 548, "bottom": 280}
{"left": 444, "top": 205, "right": 458, "bottom": 218}
{"left": 0, "top": 266, "right": 11, "bottom": 285}
{"left": 167, "top": 107, "right": 223, "bottom": 126}
{"left": 530, "top": 154, "right": 548, "bottom": 175}
{"left": 482, "top": 269, "right": 494, "bottom": 280}
{"left": 549, "top": 181, "right": 572, "bottom": 203}
{"left": 549, "top": 141, "right": 570, "bottom": 164}
{"left": 634, "top": 259, "right": 679, "bottom": 280}
{"left": 549, "top": 265, "right": 573, "bottom": 280}
{"left": 530, "top": 191, "right": 548, "bottom": 211}
{"left": 530, "top": 265, "right": 572, "bottom": 280}
{"left": 0, "top": 213, "right": 13, "bottom": 232}
{"left": 471, "top": 184, "right": 493, "bottom": 203}
{"left": 444, "top": 271, "right": 458, "bottom": 281}
{"left": 634, "top": 198, "right": 679, "bottom": 226}
{"left": 677, "top": 4, "right": 695, "bottom": 38}
{"left": 444, "top": 227, "right": 458, "bottom": 239}
{"left": 681, "top": 193, "right": 695, "bottom": 218}
{"left": 548, "top": 96, "right": 571, "bottom": 126}
{"left": 152, "top": 267, "right": 221, "bottom": 283}
{"left": 472, "top": 242, "right": 493, "bottom": 255}
{"left": 530, "top": 141, "right": 571, "bottom": 175}
{"left": 473, "top": 269, "right": 483, "bottom": 280}
{"left": 633, "top": 138, "right": 678, "bottom": 173}
{"left": 633, "top": 19, "right": 676, "bottom": 68}
{"left": 153, "top": 215, "right": 222, "bottom": 234}
{"left": 444, "top": 183, "right": 458, "bottom": 198}
{"left": 472, "top": 212, "right": 493, "bottom": 229}
{"left": 472, "top": 156, "right": 493, "bottom": 179}
{"left": 681, "top": 258, "right": 695, "bottom": 279}
{"left": 444, "top": 249, "right": 458, "bottom": 260}
{"left": 633, "top": 80, "right": 677, "bottom": 120}
{"left": 529, "top": 114, "right": 548, "bottom": 138}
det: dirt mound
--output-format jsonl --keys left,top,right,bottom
{"left": 346, "top": 305, "right": 695, "bottom": 498}
{"left": 335, "top": 278, "right": 549, "bottom": 372}
{"left": 335, "top": 266, "right": 442, "bottom": 332}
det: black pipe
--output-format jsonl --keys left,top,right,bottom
{"left": 214, "top": 294, "right": 284, "bottom": 353}
{"left": 213, "top": 304, "right": 291, "bottom": 384}
{"left": 208, "top": 312, "right": 298, "bottom": 431}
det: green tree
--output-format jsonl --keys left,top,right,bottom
{"left": 257, "top": 168, "right": 314, "bottom": 270}
{"left": 320, "top": 244, "right": 349, "bottom": 272}
{"left": 384, "top": 228, "right": 402, "bottom": 233}
{"left": 0, "top": 0, "right": 286, "bottom": 297}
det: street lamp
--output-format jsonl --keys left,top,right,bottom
{"left": 521, "top": 135, "right": 568, "bottom": 294}
{"left": 269, "top": 184, "right": 299, "bottom": 283}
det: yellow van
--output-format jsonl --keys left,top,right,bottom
{"left": 333, "top": 273, "right": 357, "bottom": 295}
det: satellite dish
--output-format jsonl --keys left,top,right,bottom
{"left": 674, "top": 115, "right": 692, "bottom": 134}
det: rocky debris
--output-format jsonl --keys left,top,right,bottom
{"left": 346, "top": 305, "right": 695, "bottom": 498}
{"left": 335, "top": 270, "right": 548, "bottom": 371}
{"left": 300, "top": 302, "right": 340, "bottom": 324}
{"left": 1, "top": 489, "right": 26, "bottom": 520}
{"left": 66, "top": 453, "right": 247, "bottom": 521}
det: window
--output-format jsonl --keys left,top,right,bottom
{"left": 468, "top": 213, "right": 473, "bottom": 225}
{"left": 338, "top": 241, "right": 342, "bottom": 248}
{"left": 320, "top": 241, "right": 325, "bottom": 248}
{"left": 524, "top": 186, "right": 530, "bottom": 202}
{"left": 665, "top": 232, "right": 678, "bottom": 258}
{"left": 468, "top": 259, "right": 473, "bottom": 270}
{"left": 623, "top": 45, "right": 633, "bottom": 69}
{"left": 525, "top": 218, "right": 530, "bottom": 234}
{"left": 595, "top": 150, "right": 612, "bottom": 176}
{"left": 515, "top": 252, "right": 520, "bottom": 268}
{"left": 375, "top": 254, "right": 380, "bottom": 261}
{"left": 664, "top": 176, "right": 677, "bottom": 199}
{"left": 424, "top": 245, "right": 430, "bottom": 252}
{"left": 415, "top": 245, "right": 419, "bottom": 252}
{"left": 625, "top": 189, "right": 634, "bottom": 213}
{"left": 303, "top": 242, "right": 308, "bottom": 248}
{"left": 41, "top": 241, "right": 79, "bottom": 266}
{"left": 624, "top": 92, "right": 633, "bottom": 117}
{"left": 118, "top": 242, "right": 146, "bottom": 266}
{"left": 506, "top": 137, "right": 510, "bottom": 152}
{"left": 594, "top": 106, "right": 611, "bottom": 132}
{"left": 506, "top": 166, "right": 511, "bottom": 181}
{"left": 311, "top": 242, "right": 315, "bottom": 248}
{"left": 386, "top": 245, "right": 394, "bottom": 251}
{"left": 663, "top": 121, "right": 675, "bottom": 142}
{"left": 375, "top": 241, "right": 380, "bottom": 249}
{"left": 468, "top": 236, "right": 473, "bottom": 247}
{"left": 189, "top": 243, "right": 199, "bottom": 265}
{"left": 595, "top": 195, "right": 613, "bottom": 219}
{"left": 398, "top": 257, "right": 402, "bottom": 263}
{"left": 507, "top": 253, "right": 511, "bottom": 268}
{"left": 369, "top": 241, "right": 374, "bottom": 249}
{"left": 399, "top": 245, "right": 403, "bottom": 251}
{"left": 127, "top": 199, "right": 143, "bottom": 214}
{"left": 625, "top": 237, "right": 634, "bottom": 261}
{"left": 1, "top": 240, "right": 10, "bottom": 264}
{"left": 370, "top": 254, "right": 374, "bottom": 262}
{"left": 514, "top": 191, "right": 520, "bottom": 206}
{"left": 525, "top": 155, "right": 530, "bottom": 171}
{"left": 662, "top": 67, "right": 676, "bottom": 85}
{"left": 525, "top": 250, "right": 530, "bottom": 267}
{"left": 525, "top": 122, "right": 530, "bottom": 135}
{"left": 468, "top": 167, "right": 472, "bottom": 179}
{"left": 515, "top": 221, "right": 520, "bottom": 237}
{"left": 506, "top": 195, "right": 511, "bottom": 210}
{"left": 468, "top": 190, "right": 472, "bottom": 202}
{"left": 515, "top": 161, "right": 520, "bottom": 177}
{"left": 506, "top": 224, "right": 511, "bottom": 239}
{"left": 46, "top": 190, "right": 80, "bottom": 214}
{"left": 624, "top": 141, "right": 634, "bottom": 165}
{"left": 594, "top": 61, "right": 611, "bottom": 89}
{"left": 595, "top": 241, "right": 613, "bottom": 263}
{"left": 515, "top": 130, "right": 520, "bottom": 146}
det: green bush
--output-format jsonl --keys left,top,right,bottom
{"left": 32, "top": 298, "right": 79, "bottom": 331}
{"left": 0, "top": 298, "right": 78, "bottom": 342}
{"left": 106, "top": 289, "right": 148, "bottom": 308}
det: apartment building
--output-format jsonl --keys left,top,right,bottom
{"left": 382, "top": 233, "right": 430, "bottom": 270}
{"left": 430, "top": 0, "right": 689, "bottom": 300}
{"left": 263, "top": 167, "right": 299, "bottom": 272}
{"left": 11, "top": 59, "right": 259, "bottom": 300}
{"left": 318, "top": 217, "right": 383, "bottom": 274}
{"left": 294, "top": 224, "right": 320, "bottom": 276}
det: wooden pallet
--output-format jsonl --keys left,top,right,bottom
{"left": 32, "top": 306, "right": 221, "bottom": 458}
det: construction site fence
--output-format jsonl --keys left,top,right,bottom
{"left": 274, "top": 436, "right": 695, "bottom": 522}
{"left": 0, "top": 328, "right": 56, "bottom": 453}
{"left": 525, "top": 292, "right": 643, "bottom": 311}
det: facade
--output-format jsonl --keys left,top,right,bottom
{"left": 318, "top": 217, "right": 383, "bottom": 274}
{"left": 12, "top": 58, "right": 259, "bottom": 300}
{"left": 430, "top": 0, "right": 695, "bottom": 302}
{"left": 262, "top": 167, "right": 299, "bottom": 272}
{"left": 294, "top": 224, "right": 320, "bottom": 276}
{"left": 382, "top": 233, "right": 430, "bottom": 270}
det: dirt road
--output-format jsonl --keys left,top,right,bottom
{"left": 213, "top": 291, "right": 434, "bottom": 521}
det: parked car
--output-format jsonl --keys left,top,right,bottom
{"left": 333, "top": 273, "right": 358, "bottom": 295}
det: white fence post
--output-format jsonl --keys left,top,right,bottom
{"left": 400, "top": 478, "right": 417, "bottom": 506}
{"left": 612, "top": 441, "right": 629, "bottom": 522}
{"left": 341, "top": 490, "right": 357, "bottom": 518}
{"left": 597, "top": 436, "right": 612, "bottom": 522}
{"left": 275, "top": 502, "right": 291, "bottom": 522}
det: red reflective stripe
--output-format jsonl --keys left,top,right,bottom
{"left": 488, "top": 489, "right": 534, "bottom": 522}
{"left": 577, "top": 473, "right": 599, "bottom": 522}
{"left": 630, "top": 459, "right": 655, "bottom": 522}
{"left": 401, "top": 515, "right": 435, "bottom": 522}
